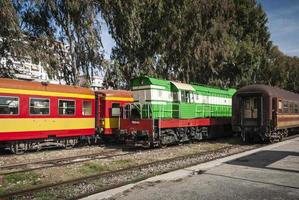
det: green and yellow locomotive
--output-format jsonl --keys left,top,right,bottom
{"left": 120, "top": 76, "right": 236, "bottom": 146}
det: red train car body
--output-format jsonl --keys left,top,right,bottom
{"left": 0, "top": 78, "right": 96, "bottom": 153}
{"left": 0, "top": 78, "right": 134, "bottom": 153}
{"left": 96, "top": 90, "right": 134, "bottom": 138}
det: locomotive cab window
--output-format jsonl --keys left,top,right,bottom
{"left": 181, "top": 90, "right": 191, "bottom": 103}
{"left": 172, "top": 92, "right": 179, "bottom": 102}
{"left": 0, "top": 96, "right": 19, "bottom": 115}
{"left": 111, "top": 103, "right": 120, "bottom": 117}
{"left": 82, "top": 100, "right": 92, "bottom": 116}
{"left": 59, "top": 100, "right": 75, "bottom": 115}
{"left": 30, "top": 98, "right": 50, "bottom": 115}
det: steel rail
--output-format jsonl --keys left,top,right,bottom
{"left": 0, "top": 149, "right": 128, "bottom": 175}
{"left": 1, "top": 134, "right": 297, "bottom": 200}
{"left": 0, "top": 145, "right": 247, "bottom": 200}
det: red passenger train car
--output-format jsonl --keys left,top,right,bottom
{"left": 96, "top": 90, "right": 134, "bottom": 139}
{"left": 0, "top": 78, "right": 133, "bottom": 154}
{"left": 0, "top": 78, "right": 96, "bottom": 153}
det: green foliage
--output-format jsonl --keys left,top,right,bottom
{"left": 4, "top": 0, "right": 104, "bottom": 85}
{"left": 0, "top": 0, "right": 25, "bottom": 78}
{"left": 1, "top": 0, "right": 299, "bottom": 92}
{"left": 100, "top": 0, "right": 299, "bottom": 92}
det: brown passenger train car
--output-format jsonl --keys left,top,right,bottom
{"left": 232, "top": 84, "right": 299, "bottom": 143}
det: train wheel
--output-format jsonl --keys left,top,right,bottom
{"left": 241, "top": 131, "right": 247, "bottom": 143}
{"left": 10, "top": 142, "right": 26, "bottom": 154}
{"left": 65, "top": 138, "right": 78, "bottom": 150}
{"left": 269, "top": 136, "right": 276, "bottom": 144}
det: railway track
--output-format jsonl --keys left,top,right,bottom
{"left": 0, "top": 134, "right": 297, "bottom": 200}
{"left": 0, "top": 144, "right": 257, "bottom": 200}
{"left": 0, "top": 149, "right": 130, "bottom": 176}
{"left": 0, "top": 138, "right": 232, "bottom": 176}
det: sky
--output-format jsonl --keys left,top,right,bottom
{"left": 101, "top": 0, "right": 299, "bottom": 58}
{"left": 258, "top": 0, "right": 299, "bottom": 57}
{"left": 101, "top": 21, "right": 115, "bottom": 59}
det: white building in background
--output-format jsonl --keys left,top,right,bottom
{"left": 6, "top": 55, "right": 104, "bottom": 89}
{"left": 0, "top": 37, "right": 104, "bottom": 89}
{"left": 79, "top": 70, "right": 104, "bottom": 91}
{"left": 1, "top": 56, "right": 65, "bottom": 84}
{"left": 90, "top": 74, "right": 104, "bottom": 91}
{"left": 9, "top": 56, "right": 104, "bottom": 89}
{"left": 0, "top": 55, "right": 66, "bottom": 84}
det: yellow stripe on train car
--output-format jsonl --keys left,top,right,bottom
{"left": 103, "top": 118, "right": 119, "bottom": 129}
{"left": 104, "top": 97, "right": 134, "bottom": 102}
{"left": 0, "top": 118, "right": 95, "bottom": 133}
{"left": 277, "top": 121, "right": 299, "bottom": 127}
{"left": 277, "top": 114, "right": 299, "bottom": 128}
{"left": 0, "top": 88, "right": 95, "bottom": 99}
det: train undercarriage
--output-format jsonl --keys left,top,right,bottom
{"left": 0, "top": 135, "right": 100, "bottom": 154}
{"left": 120, "top": 124, "right": 231, "bottom": 148}
{"left": 240, "top": 127, "right": 289, "bottom": 143}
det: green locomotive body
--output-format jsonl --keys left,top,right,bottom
{"left": 120, "top": 76, "right": 236, "bottom": 146}
{"left": 131, "top": 76, "right": 236, "bottom": 119}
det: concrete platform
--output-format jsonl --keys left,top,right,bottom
{"left": 82, "top": 137, "right": 299, "bottom": 200}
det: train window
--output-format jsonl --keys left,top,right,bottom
{"left": 111, "top": 103, "right": 120, "bottom": 117}
{"left": 172, "top": 92, "right": 179, "bottom": 101}
{"left": 0, "top": 96, "right": 19, "bottom": 115}
{"left": 290, "top": 103, "right": 294, "bottom": 113}
{"left": 245, "top": 99, "right": 250, "bottom": 109}
{"left": 283, "top": 101, "right": 289, "bottom": 113}
{"left": 181, "top": 91, "right": 186, "bottom": 102}
{"left": 58, "top": 100, "right": 75, "bottom": 115}
{"left": 181, "top": 90, "right": 191, "bottom": 103}
{"left": 30, "top": 98, "right": 50, "bottom": 115}
{"left": 82, "top": 100, "right": 92, "bottom": 116}
{"left": 278, "top": 100, "right": 283, "bottom": 113}
{"left": 124, "top": 104, "right": 130, "bottom": 119}
{"left": 295, "top": 104, "right": 298, "bottom": 113}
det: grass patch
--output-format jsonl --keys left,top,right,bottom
{"left": 79, "top": 162, "right": 106, "bottom": 174}
{"left": 112, "top": 159, "right": 133, "bottom": 166}
{"left": 5, "top": 171, "right": 40, "bottom": 185}
{"left": 0, "top": 172, "right": 41, "bottom": 196}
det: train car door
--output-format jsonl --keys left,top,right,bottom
{"left": 272, "top": 97, "right": 278, "bottom": 127}
{"left": 95, "top": 94, "right": 102, "bottom": 134}
{"left": 241, "top": 96, "right": 261, "bottom": 126}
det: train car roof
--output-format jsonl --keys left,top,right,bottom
{"left": 96, "top": 90, "right": 133, "bottom": 97}
{"left": 0, "top": 78, "right": 94, "bottom": 95}
{"left": 236, "top": 84, "right": 299, "bottom": 101}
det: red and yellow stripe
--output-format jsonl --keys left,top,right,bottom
{"left": 277, "top": 114, "right": 299, "bottom": 128}
{"left": 0, "top": 118, "right": 95, "bottom": 133}
{"left": 103, "top": 96, "right": 134, "bottom": 102}
{"left": 0, "top": 87, "right": 95, "bottom": 99}
{"left": 102, "top": 118, "right": 119, "bottom": 129}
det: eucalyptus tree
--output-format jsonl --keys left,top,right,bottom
{"left": 99, "top": 0, "right": 273, "bottom": 87}
{"left": 14, "top": 0, "right": 104, "bottom": 85}
{"left": 0, "top": 0, "right": 24, "bottom": 77}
